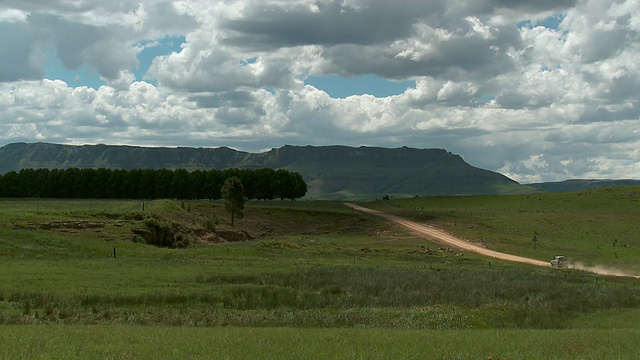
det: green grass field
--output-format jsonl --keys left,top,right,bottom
{"left": 368, "top": 187, "right": 640, "bottom": 274}
{"left": 2, "top": 326, "right": 639, "bottom": 359}
{"left": 1, "top": 188, "right": 639, "bottom": 358}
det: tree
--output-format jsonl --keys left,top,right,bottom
{"left": 171, "top": 169, "right": 190, "bottom": 199}
{"left": 221, "top": 176, "right": 245, "bottom": 227}
{"left": 0, "top": 167, "right": 306, "bottom": 201}
{"left": 272, "top": 169, "right": 307, "bottom": 200}
{"left": 288, "top": 172, "right": 307, "bottom": 200}
{"left": 254, "top": 168, "right": 275, "bottom": 200}
{"left": 204, "top": 169, "right": 222, "bottom": 200}
{"left": 154, "top": 169, "right": 174, "bottom": 199}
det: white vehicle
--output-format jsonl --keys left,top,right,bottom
{"left": 550, "top": 255, "right": 568, "bottom": 268}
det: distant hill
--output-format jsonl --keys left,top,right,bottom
{"left": 0, "top": 142, "right": 536, "bottom": 199}
{"left": 527, "top": 179, "right": 640, "bottom": 193}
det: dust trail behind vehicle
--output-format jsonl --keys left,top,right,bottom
{"left": 569, "top": 263, "right": 640, "bottom": 279}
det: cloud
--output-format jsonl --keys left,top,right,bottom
{"left": 0, "top": 1, "right": 198, "bottom": 81}
{"left": 0, "top": 20, "right": 46, "bottom": 81}
{"left": 216, "top": 1, "right": 525, "bottom": 82}
{"left": 33, "top": 13, "right": 141, "bottom": 79}
{"left": 0, "top": 0, "right": 640, "bottom": 184}
{"left": 220, "top": 1, "right": 422, "bottom": 48}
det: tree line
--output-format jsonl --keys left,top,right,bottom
{"left": 0, "top": 167, "right": 307, "bottom": 200}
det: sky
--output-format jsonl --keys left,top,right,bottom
{"left": 1, "top": 0, "right": 639, "bottom": 184}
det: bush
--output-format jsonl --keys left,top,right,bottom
{"left": 173, "top": 233, "right": 190, "bottom": 249}
{"left": 202, "top": 216, "right": 217, "bottom": 232}
{"left": 134, "top": 218, "right": 189, "bottom": 248}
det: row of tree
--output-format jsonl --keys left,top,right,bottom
{"left": 0, "top": 167, "right": 307, "bottom": 200}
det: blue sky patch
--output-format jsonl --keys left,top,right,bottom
{"left": 240, "top": 57, "right": 258, "bottom": 66}
{"left": 44, "top": 36, "right": 186, "bottom": 89}
{"left": 518, "top": 14, "right": 565, "bottom": 30}
{"left": 134, "top": 36, "right": 185, "bottom": 83}
{"left": 44, "top": 53, "right": 104, "bottom": 89}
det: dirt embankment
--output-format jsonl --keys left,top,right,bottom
{"left": 346, "top": 203, "right": 639, "bottom": 279}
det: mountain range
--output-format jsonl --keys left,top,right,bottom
{"left": 0, "top": 142, "right": 533, "bottom": 199}
{"left": 1, "top": 142, "right": 636, "bottom": 199}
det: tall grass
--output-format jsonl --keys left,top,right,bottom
{"left": 2, "top": 265, "right": 638, "bottom": 329}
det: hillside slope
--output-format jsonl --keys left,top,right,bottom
{"left": 0, "top": 142, "right": 535, "bottom": 199}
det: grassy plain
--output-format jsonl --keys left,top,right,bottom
{"left": 2, "top": 326, "right": 639, "bottom": 359}
{"left": 0, "top": 188, "right": 639, "bottom": 358}
{"left": 369, "top": 186, "right": 640, "bottom": 274}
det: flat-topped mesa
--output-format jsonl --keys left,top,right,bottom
{"left": 0, "top": 142, "right": 531, "bottom": 199}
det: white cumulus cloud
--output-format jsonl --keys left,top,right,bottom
{"left": 0, "top": 0, "right": 639, "bottom": 183}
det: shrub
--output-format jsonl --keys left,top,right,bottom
{"left": 202, "top": 216, "right": 217, "bottom": 232}
{"left": 134, "top": 218, "right": 189, "bottom": 248}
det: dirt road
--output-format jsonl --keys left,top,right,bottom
{"left": 347, "top": 203, "right": 640, "bottom": 278}
{"left": 346, "top": 203, "right": 550, "bottom": 267}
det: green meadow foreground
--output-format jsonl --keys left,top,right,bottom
{"left": 1, "top": 187, "right": 639, "bottom": 358}
{"left": 2, "top": 326, "right": 638, "bottom": 359}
